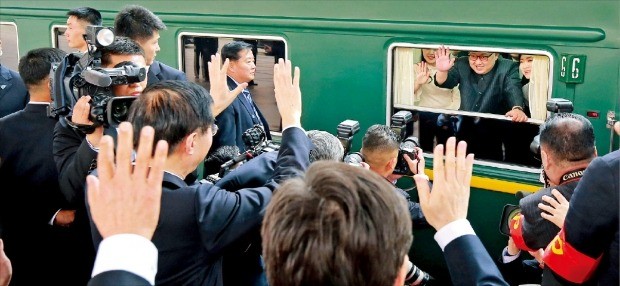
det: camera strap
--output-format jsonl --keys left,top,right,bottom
{"left": 558, "top": 168, "right": 585, "bottom": 185}
{"left": 65, "top": 115, "right": 99, "bottom": 134}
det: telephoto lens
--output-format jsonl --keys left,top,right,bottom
{"left": 405, "top": 262, "right": 434, "bottom": 286}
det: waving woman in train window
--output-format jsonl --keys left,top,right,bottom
{"left": 412, "top": 48, "right": 460, "bottom": 151}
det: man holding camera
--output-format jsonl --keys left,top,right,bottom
{"left": 508, "top": 113, "right": 596, "bottom": 261}
{"left": 52, "top": 36, "right": 148, "bottom": 281}
{"left": 358, "top": 124, "right": 428, "bottom": 226}
{"left": 114, "top": 5, "right": 187, "bottom": 85}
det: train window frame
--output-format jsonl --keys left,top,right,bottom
{"left": 177, "top": 32, "right": 288, "bottom": 134}
{"left": 51, "top": 24, "right": 70, "bottom": 53}
{"left": 387, "top": 43, "right": 554, "bottom": 171}
{"left": 0, "top": 22, "right": 20, "bottom": 70}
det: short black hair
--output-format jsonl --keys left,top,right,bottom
{"left": 114, "top": 5, "right": 166, "bottom": 40}
{"left": 66, "top": 7, "right": 102, "bottom": 26}
{"left": 362, "top": 124, "right": 400, "bottom": 152}
{"left": 221, "top": 41, "right": 253, "bottom": 62}
{"left": 99, "top": 37, "right": 145, "bottom": 67}
{"left": 539, "top": 113, "right": 595, "bottom": 162}
{"left": 18, "top": 48, "right": 66, "bottom": 86}
{"left": 128, "top": 80, "right": 214, "bottom": 151}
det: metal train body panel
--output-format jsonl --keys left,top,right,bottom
{"left": 1, "top": 1, "right": 618, "bottom": 283}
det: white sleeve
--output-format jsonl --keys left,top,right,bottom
{"left": 91, "top": 234, "right": 158, "bottom": 285}
{"left": 433, "top": 219, "right": 476, "bottom": 251}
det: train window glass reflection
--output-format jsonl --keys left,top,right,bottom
{"left": 180, "top": 35, "right": 286, "bottom": 132}
{"left": 0, "top": 22, "right": 20, "bottom": 70}
{"left": 390, "top": 45, "right": 552, "bottom": 168}
{"left": 52, "top": 26, "right": 72, "bottom": 53}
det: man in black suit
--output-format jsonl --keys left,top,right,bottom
{"left": 87, "top": 59, "right": 310, "bottom": 286}
{"left": 0, "top": 47, "right": 93, "bottom": 286}
{"left": 114, "top": 5, "right": 187, "bottom": 86}
{"left": 194, "top": 37, "right": 218, "bottom": 81}
{"left": 209, "top": 41, "right": 271, "bottom": 156}
{"left": 52, "top": 37, "right": 148, "bottom": 282}
{"left": 434, "top": 46, "right": 528, "bottom": 162}
{"left": 542, "top": 129, "right": 618, "bottom": 285}
{"left": 0, "top": 40, "right": 28, "bottom": 118}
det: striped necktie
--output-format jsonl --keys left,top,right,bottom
{"left": 242, "top": 89, "right": 262, "bottom": 125}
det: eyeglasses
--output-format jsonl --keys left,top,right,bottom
{"left": 211, "top": 124, "right": 218, "bottom": 136}
{"left": 468, "top": 53, "right": 494, "bottom": 62}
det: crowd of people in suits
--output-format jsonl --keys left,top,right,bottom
{"left": 0, "top": 4, "right": 618, "bottom": 286}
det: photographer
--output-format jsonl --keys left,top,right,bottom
{"left": 53, "top": 36, "right": 147, "bottom": 206}
{"left": 51, "top": 36, "right": 148, "bottom": 280}
{"left": 508, "top": 113, "right": 596, "bottom": 255}
{"left": 358, "top": 124, "right": 427, "bottom": 226}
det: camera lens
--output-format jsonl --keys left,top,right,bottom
{"left": 112, "top": 102, "right": 129, "bottom": 122}
{"left": 405, "top": 264, "right": 433, "bottom": 286}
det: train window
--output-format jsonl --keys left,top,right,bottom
{"left": 179, "top": 34, "right": 287, "bottom": 132}
{"left": 51, "top": 25, "right": 72, "bottom": 53}
{"left": 0, "top": 22, "right": 20, "bottom": 70}
{"left": 389, "top": 45, "right": 552, "bottom": 168}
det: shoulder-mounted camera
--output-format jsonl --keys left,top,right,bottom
{"left": 49, "top": 25, "right": 146, "bottom": 131}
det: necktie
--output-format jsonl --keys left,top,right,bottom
{"left": 242, "top": 89, "right": 262, "bottom": 125}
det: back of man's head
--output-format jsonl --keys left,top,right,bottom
{"left": 18, "top": 48, "right": 66, "bottom": 87}
{"left": 262, "top": 161, "right": 412, "bottom": 286}
{"left": 220, "top": 41, "right": 253, "bottom": 62}
{"left": 99, "top": 36, "right": 145, "bottom": 67}
{"left": 67, "top": 7, "right": 102, "bottom": 26}
{"left": 361, "top": 124, "right": 399, "bottom": 167}
{"left": 308, "top": 130, "right": 344, "bottom": 162}
{"left": 114, "top": 5, "right": 166, "bottom": 40}
{"left": 128, "top": 80, "right": 213, "bottom": 151}
{"left": 539, "top": 113, "right": 595, "bottom": 164}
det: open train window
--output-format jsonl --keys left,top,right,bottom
{"left": 178, "top": 33, "right": 287, "bottom": 132}
{"left": 0, "top": 22, "right": 20, "bottom": 70}
{"left": 51, "top": 25, "right": 72, "bottom": 53}
{"left": 389, "top": 44, "right": 553, "bottom": 168}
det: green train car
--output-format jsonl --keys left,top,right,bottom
{"left": 1, "top": 1, "right": 618, "bottom": 283}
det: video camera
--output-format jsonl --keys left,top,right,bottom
{"left": 215, "top": 125, "right": 280, "bottom": 178}
{"left": 391, "top": 111, "right": 420, "bottom": 176}
{"left": 49, "top": 25, "right": 146, "bottom": 131}
{"left": 336, "top": 119, "right": 360, "bottom": 157}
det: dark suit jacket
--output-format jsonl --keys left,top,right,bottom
{"left": 211, "top": 77, "right": 271, "bottom": 153}
{"left": 146, "top": 60, "right": 187, "bottom": 86}
{"left": 88, "top": 270, "right": 150, "bottom": 286}
{"left": 519, "top": 181, "right": 579, "bottom": 250}
{"left": 0, "top": 104, "right": 92, "bottom": 285}
{"left": 545, "top": 151, "right": 619, "bottom": 285}
{"left": 443, "top": 234, "right": 509, "bottom": 286}
{"left": 0, "top": 64, "right": 28, "bottom": 118}
{"left": 89, "top": 127, "right": 312, "bottom": 286}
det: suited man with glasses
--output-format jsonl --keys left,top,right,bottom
{"left": 433, "top": 45, "right": 528, "bottom": 162}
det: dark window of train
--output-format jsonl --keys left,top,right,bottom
{"left": 0, "top": 23, "right": 20, "bottom": 70}
{"left": 180, "top": 35, "right": 286, "bottom": 132}
{"left": 391, "top": 46, "right": 551, "bottom": 168}
{"left": 52, "top": 26, "right": 72, "bottom": 53}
